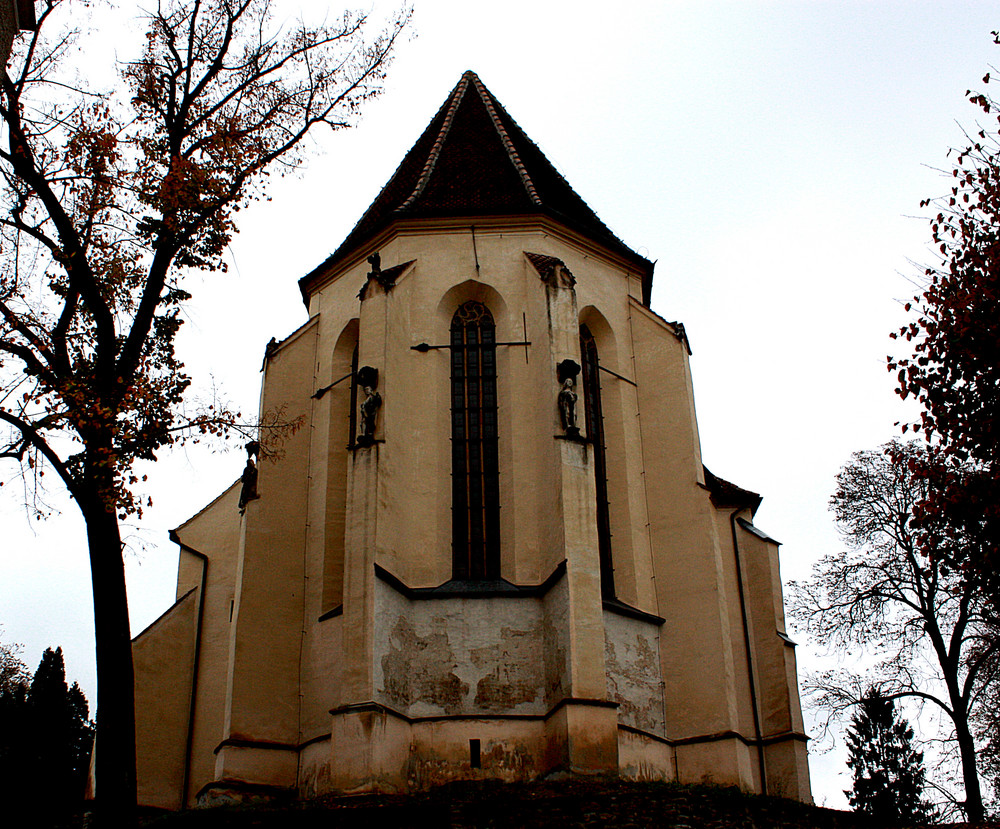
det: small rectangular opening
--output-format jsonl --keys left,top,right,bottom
{"left": 469, "top": 738, "right": 481, "bottom": 769}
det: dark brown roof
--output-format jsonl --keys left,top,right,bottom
{"left": 300, "top": 71, "right": 653, "bottom": 300}
{"left": 703, "top": 466, "right": 763, "bottom": 516}
{"left": 524, "top": 252, "right": 576, "bottom": 287}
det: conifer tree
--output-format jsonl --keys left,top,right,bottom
{"left": 27, "top": 648, "right": 94, "bottom": 808}
{"left": 845, "top": 688, "right": 933, "bottom": 822}
{"left": 0, "top": 649, "right": 29, "bottom": 807}
{"left": 0, "top": 647, "right": 94, "bottom": 820}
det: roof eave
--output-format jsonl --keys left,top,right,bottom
{"left": 298, "top": 211, "right": 655, "bottom": 306}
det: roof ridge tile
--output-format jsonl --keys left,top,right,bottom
{"left": 397, "top": 73, "right": 470, "bottom": 212}
{"left": 468, "top": 72, "right": 542, "bottom": 207}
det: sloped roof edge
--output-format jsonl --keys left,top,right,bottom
{"left": 298, "top": 70, "right": 654, "bottom": 303}
{"left": 703, "top": 466, "right": 763, "bottom": 517}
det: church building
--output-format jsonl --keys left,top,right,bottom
{"left": 130, "top": 70, "right": 811, "bottom": 808}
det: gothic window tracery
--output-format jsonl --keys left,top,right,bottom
{"left": 450, "top": 301, "right": 500, "bottom": 580}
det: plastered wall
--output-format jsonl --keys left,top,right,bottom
{"left": 373, "top": 574, "right": 570, "bottom": 717}
{"left": 603, "top": 610, "right": 665, "bottom": 735}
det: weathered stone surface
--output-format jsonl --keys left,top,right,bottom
{"left": 381, "top": 614, "right": 469, "bottom": 713}
{"left": 603, "top": 611, "right": 665, "bottom": 735}
{"left": 375, "top": 580, "right": 548, "bottom": 717}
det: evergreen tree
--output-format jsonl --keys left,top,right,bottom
{"left": 0, "top": 647, "right": 95, "bottom": 821}
{"left": 0, "top": 660, "right": 29, "bottom": 805}
{"left": 28, "top": 648, "right": 95, "bottom": 809}
{"left": 846, "top": 688, "right": 933, "bottom": 823}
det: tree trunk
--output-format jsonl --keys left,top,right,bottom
{"left": 952, "top": 701, "right": 984, "bottom": 823}
{"left": 84, "top": 498, "right": 137, "bottom": 826}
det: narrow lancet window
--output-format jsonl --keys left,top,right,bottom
{"left": 451, "top": 301, "right": 500, "bottom": 580}
{"left": 348, "top": 344, "right": 359, "bottom": 447}
{"left": 581, "top": 325, "right": 615, "bottom": 598}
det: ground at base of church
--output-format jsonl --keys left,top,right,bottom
{"left": 125, "top": 779, "right": 977, "bottom": 829}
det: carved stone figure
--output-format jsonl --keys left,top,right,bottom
{"left": 261, "top": 336, "right": 278, "bottom": 371}
{"left": 356, "top": 365, "right": 381, "bottom": 446}
{"left": 556, "top": 359, "right": 581, "bottom": 437}
{"left": 238, "top": 441, "right": 260, "bottom": 514}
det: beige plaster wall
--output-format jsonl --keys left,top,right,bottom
{"left": 215, "top": 319, "right": 318, "bottom": 786}
{"left": 710, "top": 506, "right": 761, "bottom": 745}
{"left": 173, "top": 482, "right": 243, "bottom": 805}
{"left": 675, "top": 736, "right": 756, "bottom": 790}
{"left": 132, "top": 588, "right": 199, "bottom": 810}
{"left": 297, "top": 735, "right": 333, "bottom": 799}
{"left": 133, "top": 482, "right": 243, "bottom": 809}
{"left": 309, "top": 223, "right": 636, "bottom": 593}
{"left": 408, "top": 718, "right": 547, "bottom": 788}
{"left": 735, "top": 522, "right": 811, "bottom": 801}
{"left": 629, "top": 302, "right": 743, "bottom": 745}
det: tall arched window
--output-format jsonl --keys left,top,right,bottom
{"left": 322, "top": 327, "right": 359, "bottom": 616}
{"left": 348, "top": 344, "right": 359, "bottom": 448}
{"left": 451, "top": 301, "right": 500, "bottom": 580}
{"left": 581, "top": 325, "right": 615, "bottom": 598}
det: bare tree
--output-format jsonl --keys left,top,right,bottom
{"left": 0, "top": 628, "right": 28, "bottom": 694}
{"left": 0, "top": 0, "right": 410, "bottom": 821}
{"left": 789, "top": 441, "right": 999, "bottom": 823}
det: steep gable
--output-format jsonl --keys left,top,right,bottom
{"left": 301, "top": 71, "right": 653, "bottom": 298}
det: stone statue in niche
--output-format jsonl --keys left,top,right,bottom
{"left": 556, "top": 359, "right": 581, "bottom": 438}
{"left": 238, "top": 440, "right": 260, "bottom": 514}
{"left": 356, "top": 365, "right": 381, "bottom": 446}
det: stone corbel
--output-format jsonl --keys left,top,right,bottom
{"left": 525, "top": 252, "right": 576, "bottom": 289}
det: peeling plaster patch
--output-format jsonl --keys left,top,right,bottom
{"left": 407, "top": 738, "right": 538, "bottom": 788}
{"left": 604, "top": 612, "right": 665, "bottom": 734}
{"left": 484, "top": 739, "right": 536, "bottom": 778}
{"left": 298, "top": 749, "right": 332, "bottom": 799}
{"left": 542, "top": 615, "right": 566, "bottom": 705}
{"left": 542, "top": 576, "right": 569, "bottom": 707}
{"left": 620, "top": 760, "right": 672, "bottom": 783}
{"left": 381, "top": 615, "right": 469, "bottom": 713}
{"left": 374, "top": 578, "right": 575, "bottom": 717}
{"left": 471, "top": 625, "right": 545, "bottom": 712}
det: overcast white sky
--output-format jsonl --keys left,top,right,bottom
{"left": 1, "top": 0, "right": 998, "bottom": 810}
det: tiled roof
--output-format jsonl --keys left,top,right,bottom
{"left": 703, "top": 466, "right": 763, "bottom": 516}
{"left": 301, "top": 71, "right": 653, "bottom": 298}
{"left": 524, "top": 252, "right": 576, "bottom": 287}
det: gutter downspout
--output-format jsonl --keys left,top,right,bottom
{"left": 729, "top": 509, "right": 767, "bottom": 795}
{"left": 170, "top": 531, "right": 208, "bottom": 809}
